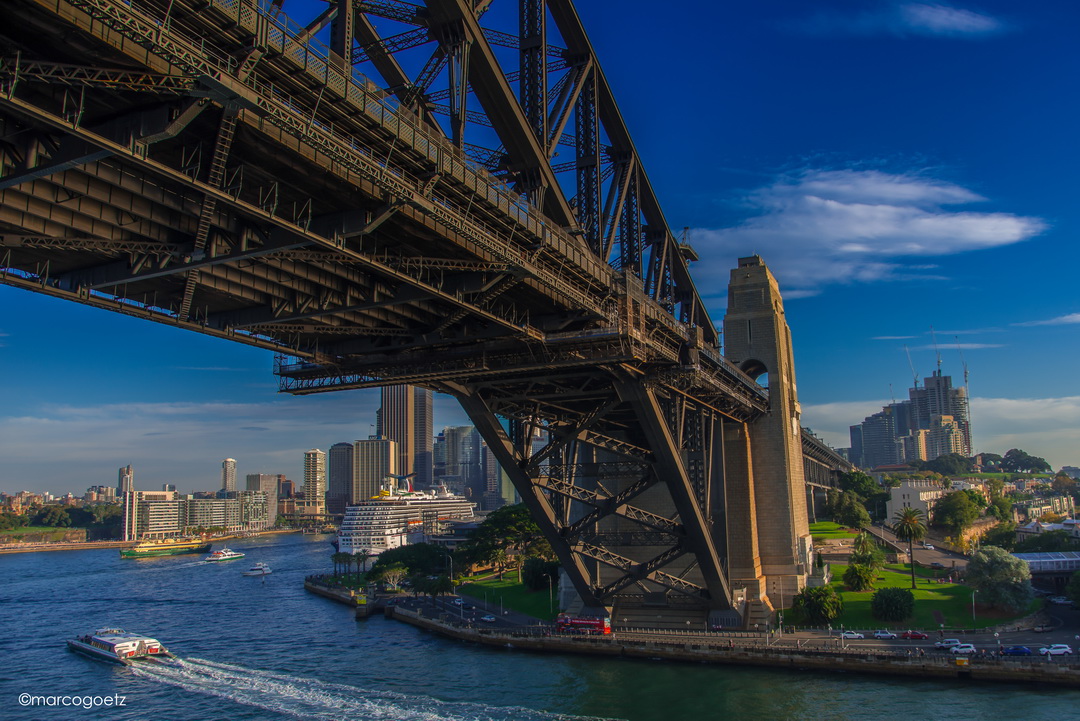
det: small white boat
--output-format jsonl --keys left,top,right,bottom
{"left": 204, "top": 548, "right": 245, "bottom": 562}
{"left": 242, "top": 562, "right": 272, "bottom": 576}
{"left": 67, "top": 629, "right": 173, "bottom": 665}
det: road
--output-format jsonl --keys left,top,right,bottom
{"left": 868, "top": 522, "right": 968, "bottom": 572}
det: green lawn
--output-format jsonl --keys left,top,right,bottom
{"left": 0, "top": 525, "right": 70, "bottom": 538}
{"left": 809, "top": 521, "right": 859, "bottom": 541}
{"left": 788, "top": 563, "right": 1036, "bottom": 630}
{"left": 458, "top": 570, "right": 559, "bottom": 621}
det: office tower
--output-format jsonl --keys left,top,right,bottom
{"left": 327, "top": 442, "right": 354, "bottom": 515}
{"left": 246, "top": 473, "right": 279, "bottom": 524}
{"left": 278, "top": 478, "right": 296, "bottom": 498}
{"left": 221, "top": 458, "right": 237, "bottom": 492}
{"left": 303, "top": 448, "right": 326, "bottom": 515}
{"left": 379, "top": 385, "right": 433, "bottom": 486}
{"left": 117, "top": 465, "right": 134, "bottom": 495}
{"left": 352, "top": 438, "right": 397, "bottom": 504}
{"left": 161, "top": 484, "right": 177, "bottom": 492}
{"left": 439, "top": 425, "right": 481, "bottom": 496}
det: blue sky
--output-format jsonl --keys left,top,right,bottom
{"left": 2, "top": 0, "right": 1079, "bottom": 495}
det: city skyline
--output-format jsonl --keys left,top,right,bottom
{"left": 3, "top": 0, "right": 1079, "bottom": 491}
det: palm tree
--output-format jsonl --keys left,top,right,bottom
{"left": 331, "top": 551, "right": 350, "bottom": 578}
{"left": 353, "top": 550, "right": 370, "bottom": 577}
{"left": 892, "top": 507, "right": 927, "bottom": 590}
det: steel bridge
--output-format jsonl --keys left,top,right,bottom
{"left": 0, "top": 0, "right": 845, "bottom": 624}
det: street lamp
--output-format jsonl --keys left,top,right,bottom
{"left": 971, "top": 590, "right": 978, "bottom": 627}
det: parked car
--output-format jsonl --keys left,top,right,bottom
{"left": 923, "top": 544, "right": 935, "bottom": 550}
{"left": 451, "top": 598, "right": 463, "bottom": 606}
{"left": 480, "top": 614, "right": 496, "bottom": 623}
{"left": 950, "top": 643, "right": 977, "bottom": 654}
{"left": 934, "top": 638, "right": 962, "bottom": 649}
{"left": 840, "top": 631, "right": 864, "bottom": 639}
{"left": 1047, "top": 596, "right": 1071, "bottom": 605}
{"left": 873, "top": 630, "right": 898, "bottom": 640}
{"left": 929, "top": 562, "right": 945, "bottom": 569}
{"left": 1002, "top": 646, "right": 1032, "bottom": 656}
{"left": 1039, "top": 645, "right": 1073, "bottom": 656}
{"left": 1032, "top": 625, "right": 1053, "bottom": 633}
{"left": 901, "top": 630, "right": 929, "bottom": 640}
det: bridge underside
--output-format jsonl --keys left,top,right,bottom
{"left": 0, "top": 0, "right": 831, "bottom": 620}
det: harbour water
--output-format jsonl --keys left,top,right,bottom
{"left": 2, "top": 533, "right": 1075, "bottom": 720}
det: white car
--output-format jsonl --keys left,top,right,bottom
{"left": 950, "top": 643, "right": 977, "bottom": 654}
{"left": 480, "top": 614, "right": 496, "bottom": 623}
{"left": 1040, "top": 644, "right": 1073, "bottom": 656}
{"left": 840, "top": 631, "right": 864, "bottom": 639}
{"left": 934, "top": 638, "right": 962, "bottom": 649}
{"left": 872, "top": 630, "right": 897, "bottom": 640}
{"left": 923, "top": 544, "right": 935, "bottom": 550}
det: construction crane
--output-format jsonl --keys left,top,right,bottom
{"left": 904, "top": 345, "right": 919, "bottom": 389}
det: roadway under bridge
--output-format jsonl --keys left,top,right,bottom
{"left": 0, "top": 0, "right": 847, "bottom": 626}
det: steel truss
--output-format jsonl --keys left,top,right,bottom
{"left": 0, "top": 0, "right": 791, "bottom": 614}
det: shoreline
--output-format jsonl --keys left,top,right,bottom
{"left": 386, "top": 606, "right": 1080, "bottom": 688}
{"left": 0, "top": 528, "right": 303, "bottom": 555}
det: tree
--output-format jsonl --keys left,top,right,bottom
{"left": 892, "top": 507, "right": 927, "bottom": 590}
{"left": 923, "top": 453, "right": 973, "bottom": 476}
{"left": 792, "top": 586, "right": 843, "bottom": 625}
{"left": 835, "top": 492, "right": 871, "bottom": 529}
{"left": 1014, "top": 530, "right": 1080, "bottom": 553}
{"left": 871, "top": 587, "right": 915, "bottom": 622}
{"left": 843, "top": 563, "right": 875, "bottom": 591}
{"left": 840, "top": 471, "right": 879, "bottom": 499}
{"left": 331, "top": 551, "right": 351, "bottom": 577}
{"left": 1052, "top": 474, "right": 1077, "bottom": 494}
{"left": 353, "top": 550, "right": 372, "bottom": 575}
{"left": 933, "top": 490, "right": 979, "bottom": 536}
{"left": 1001, "top": 448, "right": 1051, "bottom": 474}
{"left": 522, "top": 557, "right": 560, "bottom": 592}
{"left": 32, "top": 507, "right": 71, "bottom": 528}
{"left": 966, "top": 546, "right": 1033, "bottom": 612}
{"left": 376, "top": 562, "right": 409, "bottom": 589}
{"left": 370, "top": 543, "right": 449, "bottom": 577}
{"left": 981, "top": 522, "right": 1017, "bottom": 551}
{"left": 850, "top": 532, "right": 885, "bottom": 571}
{"left": 962, "top": 488, "right": 987, "bottom": 509}
{"left": 1066, "top": 571, "right": 1080, "bottom": 606}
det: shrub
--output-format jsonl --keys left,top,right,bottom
{"left": 843, "top": 563, "right": 875, "bottom": 592}
{"left": 793, "top": 585, "right": 843, "bottom": 625}
{"left": 871, "top": 587, "right": 915, "bottom": 622}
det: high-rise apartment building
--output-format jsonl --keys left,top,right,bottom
{"left": 117, "top": 465, "right": 134, "bottom": 496}
{"left": 436, "top": 425, "right": 481, "bottom": 496}
{"left": 302, "top": 448, "right": 326, "bottom": 515}
{"left": 246, "top": 473, "right": 279, "bottom": 524}
{"left": 352, "top": 438, "right": 397, "bottom": 504}
{"left": 378, "top": 386, "right": 433, "bottom": 487}
{"left": 327, "top": 442, "right": 354, "bottom": 515}
{"left": 221, "top": 458, "right": 237, "bottom": 492}
{"left": 850, "top": 370, "right": 971, "bottom": 468}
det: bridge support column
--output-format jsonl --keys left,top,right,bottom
{"left": 723, "top": 256, "right": 812, "bottom": 615}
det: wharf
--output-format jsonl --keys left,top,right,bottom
{"left": 386, "top": 606, "right": 1080, "bottom": 687}
{"left": 303, "top": 576, "right": 378, "bottom": 617}
{"left": 0, "top": 540, "right": 136, "bottom": 554}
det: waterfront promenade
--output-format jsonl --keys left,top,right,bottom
{"left": 386, "top": 604, "right": 1080, "bottom": 687}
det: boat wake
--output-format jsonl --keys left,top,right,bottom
{"left": 131, "top": 657, "right": 620, "bottom": 721}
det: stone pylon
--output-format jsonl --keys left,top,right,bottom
{"left": 722, "top": 256, "right": 812, "bottom": 618}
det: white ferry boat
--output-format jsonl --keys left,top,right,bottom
{"left": 241, "top": 562, "right": 272, "bottom": 576}
{"left": 337, "top": 481, "right": 475, "bottom": 556}
{"left": 204, "top": 548, "right": 245, "bottom": 562}
{"left": 67, "top": 629, "right": 173, "bottom": 665}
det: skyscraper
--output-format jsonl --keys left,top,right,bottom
{"left": 352, "top": 438, "right": 397, "bottom": 504}
{"left": 246, "top": 473, "right": 279, "bottom": 524}
{"left": 327, "top": 442, "right": 354, "bottom": 515}
{"left": 379, "top": 386, "right": 433, "bottom": 487}
{"left": 303, "top": 448, "right": 326, "bottom": 515}
{"left": 117, "top": 465, "right": 134, "bottom": 496}
{"left": 221, "top": 458, "right": 237, "bottom": 492}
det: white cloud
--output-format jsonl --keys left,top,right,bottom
{"left": 691, "top": 168, "right": 1045, "bottom": 297}
{"left": 1013, "top": 313, "right": 1080, "bottom": 327}
{"left": 900, "top": 3, "right": 1003, "bottom": 36}
{"left": 908, "top": 343, "right": 1003, "bottom": 350}
{"left": 798, "top": 3, "right": 1007, "bottom": 38}
{"left": 801, "top": 395, "right": 1080, "bottom": 470}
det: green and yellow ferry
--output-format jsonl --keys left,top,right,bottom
{"left": 120, "top": 538, "right": 212, "bottom": 558}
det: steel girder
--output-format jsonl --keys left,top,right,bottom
{"left": 0, "top": 0, "right": 780, "bottom": 615}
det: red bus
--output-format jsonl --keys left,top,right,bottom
{"left": 555, "top": 614, "right": 612, "bottom": 635}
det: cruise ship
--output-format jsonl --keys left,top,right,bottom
{"left": 336, "top": 482, "right": 475, "bottom": 555}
